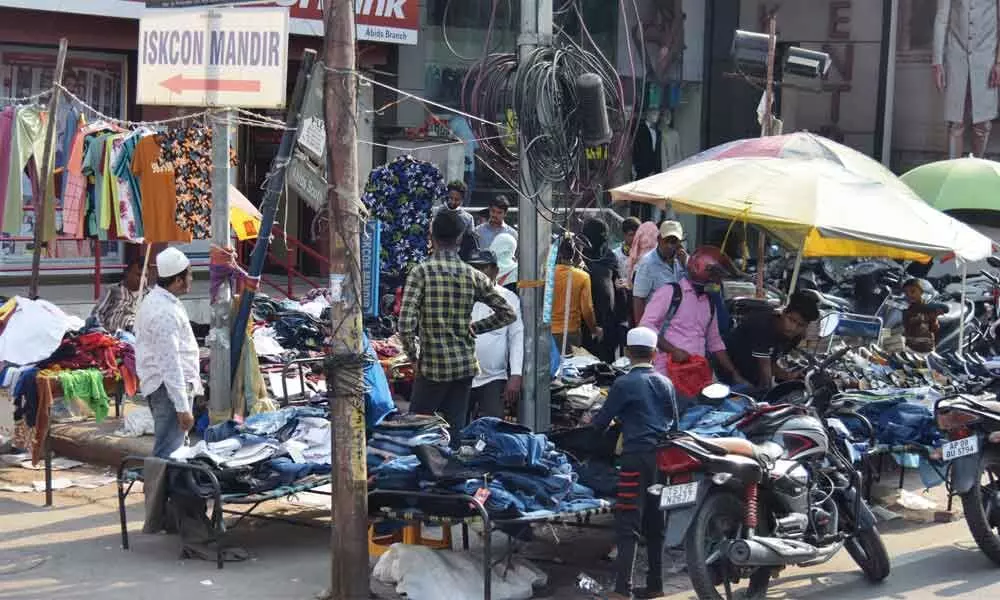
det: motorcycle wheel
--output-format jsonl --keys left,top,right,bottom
{"left": 844, "top": 527, "right": 891, "bottom": 582}
{"left": 685, "top": 491, "right": 771, "bottom": 600}
{"left": 960, "top": 466, "right": 1000, "bottom": 566}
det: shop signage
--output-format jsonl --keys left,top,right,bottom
{"left": 145, "top": 0, "right": 261, "bottom": 7}
{"left": 287, "top": 153, "right": 327, "bottom": 212}
{"left": 0, "top": 1, "right": 419, "bottom": 43}
{"left": 137, "top": 7, "right": 289, "bottom": 107}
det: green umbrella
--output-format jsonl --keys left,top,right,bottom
{"left": 900, "top": 157, "right": 1000, "bottom": 212}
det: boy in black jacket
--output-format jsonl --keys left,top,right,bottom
{"left": 591, "top": 326, "right": 677, "bottom": 598}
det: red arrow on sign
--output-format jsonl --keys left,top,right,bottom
{"left": 159, "top": 74, "right": 262, "bottom": 94}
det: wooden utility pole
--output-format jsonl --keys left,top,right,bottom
{"left": 29, "top": 38, "right": 68, "bottom": 300}
{"left": 756, "top": 16, "right": 777, "bottom": 298}
{"left": 324, "top": 1, "right": 368, "bottom": 598}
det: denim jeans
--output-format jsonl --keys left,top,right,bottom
{"left": 147, "top": 385, "right": 185, "bottom": 459}
{"left": 461, "top": 417, "right": 547, "bottom": 470}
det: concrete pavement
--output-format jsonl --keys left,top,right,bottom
{"left": 4, "top": 461, "right": 1000, "bottom": 600}
{"left": 662, "top": 518, "right": 1000, "bottom": 600}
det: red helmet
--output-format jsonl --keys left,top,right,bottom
{"left": 687, "top": 246, "right": 736, "bottom": 284}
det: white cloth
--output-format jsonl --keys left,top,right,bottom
{"left": 934, "top": 0, "right": 1000, "bottom": 123}
{"left": 660, "top": 126, "right": 683, "bottom": 168}
{"left": 0, "top": 297, "right": 83, "bottom": 366}
{"left": 472, "top": 285, "right": 524, "bottom": 388}
{"left": 135, "top": 286, "right": 202, "bottom": 413}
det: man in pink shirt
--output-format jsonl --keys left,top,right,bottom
{"left": 639, "top": 247, "right": 746, "bottom": 403}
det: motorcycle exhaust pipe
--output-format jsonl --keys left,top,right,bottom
{"left": 728, "top": 537, "right": 821, "bottom": 567}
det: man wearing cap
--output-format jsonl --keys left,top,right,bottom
{"left": 632, "top": 220, "right": 688, "bottom": 324}
{"left": 590, "top": 327, "right": 676, "bottom": 599}
{"left": 467, "top": 249, "right": 524, "bottom": 419}
{"left": 135, "top": 247, "right": 202, "bottom": 458}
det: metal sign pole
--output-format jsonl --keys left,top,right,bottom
{"left": 209, "top": 109, "right": 234, "bottom": 422}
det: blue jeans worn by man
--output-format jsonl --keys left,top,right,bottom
{"left": 147, "top": 385, "right": 185, "bottom": 459}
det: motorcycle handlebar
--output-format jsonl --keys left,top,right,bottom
{"left": 819, "top": 346, "right": 850, "bottom": 371}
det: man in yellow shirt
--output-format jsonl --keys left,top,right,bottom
{"left": 552, "top": 236, "right": 602, "bottom": 351}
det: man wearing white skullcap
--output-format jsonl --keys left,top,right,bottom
{"left": 134, "top": 247, "right": 202, "bottom": 458}
{"left": 590, "top": 326, "right": 677, "bottom": 598}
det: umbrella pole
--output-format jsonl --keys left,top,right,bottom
{"left": 756, "top": 228, "right": 768, "bottom": 298}
{"left": 959, "top": 263, "right": 968, "bottom": 353}
{"left": 787, "top": 247, "right": 805, "bottom": 298}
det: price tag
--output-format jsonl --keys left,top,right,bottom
{"left": 473, "top": 486, "right": 491, "bottom": 506}
{"left": 475, "top": 439, "right": 487, "bottom": 452}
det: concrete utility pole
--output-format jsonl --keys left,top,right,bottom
{"left": 29, "top": 38, "right": 68, "bottom": 300}
{"left": 209, "top": 109, "right": 234, "bottom": 423}
{"left": 323, "top": 1, "right": 368, "bottom": 598}
{"left": 517, "top": 0, "right": 554, "bottom": 432}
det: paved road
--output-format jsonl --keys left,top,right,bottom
{"left": 664, "top": 518, "right": 1000, "bottom": 600}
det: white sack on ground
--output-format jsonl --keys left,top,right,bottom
{"left": 373, "top": 543, "right": 547, "bottom": 600}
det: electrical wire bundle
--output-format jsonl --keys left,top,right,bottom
{"left": 459, "top": 0, "right": 645, "bottom": 222}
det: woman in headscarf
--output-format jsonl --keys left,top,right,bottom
{"left": 581, "top": 218, "right": 622, "bottom": 362}
{"left": 625, "top": 221, "right": 659, "bottom": 289}
{"left": 491, "top": 232, "right": 519, "bottom": 294}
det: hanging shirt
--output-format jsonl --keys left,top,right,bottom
{"left": 551, "top": 263, "right": 598, "bottom": 335}
{"left": 61, "top": 119, "right": 88, "bottom": 238}
{"left": 159, "top": 125, "right": 214, "bottom": 240}
{"left": 131, "top": 134, "right": 191, "bottom": 243}
{"left": 0, "top": 108, "right": 15, "bottom": 227}
{"left": 81, "top": 133, "right": 111, "bottom": 239}
{"left": 112, "top": 133, "right": 144, "bottom": 239}
{"left": 135, "top": 286, "right": 202, "bottom": 413}
{"left": 108, "top": 134, "right": 140, "bottom": 241}
{"left": 3, "top": 107, "right": 44, "bottom": 235}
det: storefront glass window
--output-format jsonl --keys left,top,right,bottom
{"left": 0, "top": 45, "right": 126, "bottom": 268}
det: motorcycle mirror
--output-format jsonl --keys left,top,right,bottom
{"left": 818, "top": 312, "right": 840, "bottom": 337}
{"left": 701, "top": 382, "right": 732, "bottom": 400}
{"left": 988, "top": 256, "right": 1000, "bottom": 269}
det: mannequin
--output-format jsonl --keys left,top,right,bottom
{"left": 658, "top": 109, "right": 682, "bottom": 169}
{"left": 932, "top": 0, "right": 1000, "bottom": 158}
{"left": 632, "top": 108, "right": 663, "bottom": 180}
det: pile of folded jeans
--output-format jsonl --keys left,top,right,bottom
{"left": 677, "top": 396, "right": 755, "bottom": 439}
{"left": 172, "top": 406, "right": 333, "bottom": 495}
{"left": 369, "top": 417, "right": 608, "bottom": 519}
{"left": 367, "top": 413, "right": 451, "bottom": 473}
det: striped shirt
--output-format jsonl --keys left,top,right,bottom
{"left": 91, "top": 283, "right": 141, "bottom": 333}
{"left": 398, "top": 249, "right": 516, "bottom": 382}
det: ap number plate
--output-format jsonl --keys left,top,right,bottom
{"left": 942, "top": 435, "right": 979, "bottom": 462}
{"left": 659, "top": 482, "right": 699, "bottom": 509}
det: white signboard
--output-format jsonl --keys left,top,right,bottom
{"left": 137, "top": 7, "right": 289, "bottom": 108}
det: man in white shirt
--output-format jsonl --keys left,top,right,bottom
{"left": 467, "top": 250, "right": 524, "bottom": 419}
{"left": 135, "top": 247, "right": 202, "bottom": 458}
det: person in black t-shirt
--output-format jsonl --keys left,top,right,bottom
{"left": 723, "top": 291, "right": 820, "bottom": 391}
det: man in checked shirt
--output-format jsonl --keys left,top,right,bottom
{"left": 399, "top": 209, "right": 517, "bottom": 440}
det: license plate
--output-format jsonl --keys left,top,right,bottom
{"left": 659, "top": 482, "right": 699, "bottom": 509}
{"left": 942, "top": 435, "right": 979, "bottom": 462}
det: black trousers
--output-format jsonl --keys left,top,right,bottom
{"left": 614, "top": 452, "right": 665, "bottom": 594}
{"left": 469, "top": 379, "right": 506, "bottom": 420}
{"left": 410, "top": 375, "right": 474, "bottom": 444}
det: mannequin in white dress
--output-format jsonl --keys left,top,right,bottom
{"left": 658, "top": 109, "right": 683, "bottom": 169}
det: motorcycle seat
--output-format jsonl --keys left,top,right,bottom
{"left": 938, "top": 397, "right": 1000, "bottom": 414}
{"left": 709, "top": 437, "right": 785, "bottom": 463}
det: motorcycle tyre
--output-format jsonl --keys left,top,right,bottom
{"left": 961, "top": 468, "right": 1000, "bottom": 567}
{"left": 844, "top": 527, "right": 891, "bottom": 582}
{"left": 685, "top": 491, "right": 771, "bottom": 600}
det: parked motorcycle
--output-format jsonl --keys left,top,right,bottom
{"left": 934, "top": 386, "right": 1000, "bottom": 566}
{"left": 653, "top": 356, "right": 889, "bottom": 599}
